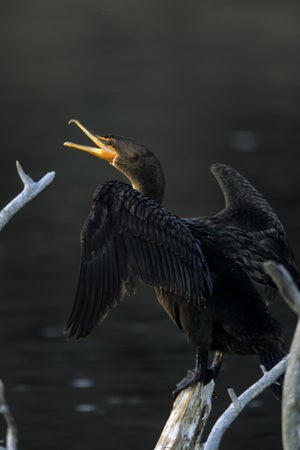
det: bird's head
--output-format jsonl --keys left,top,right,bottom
{"left": 64, "top": 119, "right": 165, "bottom": 203}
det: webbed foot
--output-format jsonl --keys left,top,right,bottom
{"left": 172, "top": 350, "right": 223, "bottom": 398}
{"left": 172, "top": 367, "right": 213, "bottom": 398}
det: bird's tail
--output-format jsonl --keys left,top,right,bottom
{"left": 258, "top": 340, "right": 286, "bottom": 399}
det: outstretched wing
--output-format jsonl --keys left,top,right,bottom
{"left": 65, "top": 181, "right": 213, "bottom": 340}
{"left": 210, "top": 163, "right": 285, "bottom": 232}
{"left": 209, "top": 163, "right": 299, "bottom": 295}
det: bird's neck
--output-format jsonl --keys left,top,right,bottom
{"left": 114, "top": 153, "right": 166, "bottom": 204}
{"left": 131, "top": 177, "right": 165, "bottom": 204}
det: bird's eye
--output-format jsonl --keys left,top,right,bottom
{"left": 107, "top": 140, "right": 114, "bottom": 146}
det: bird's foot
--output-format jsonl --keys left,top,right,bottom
{"left": 172, "top": 368, "right": 213, "bottom": 398}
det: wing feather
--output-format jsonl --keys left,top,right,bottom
{"left": 65, "top": 181, "right": 212, "bottom": 339}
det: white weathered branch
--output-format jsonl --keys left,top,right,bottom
{"left": 204, "top": 355, "right": 288, "bottom": 450}
{"left": 154, "top": 381, "right": 214, "bottom": 450}
{"left": 0, "top": 161, "right": 55, "bottom": 231}
{"left": 0, "top": 162, "right": 55, "bottom": 449}
{"left": 263, "top": 261, "right": 300, "bottom": 316}
{"left": 264, "top": 261, "right": 300, "bottom": 450}
{"left": 0, "top": 380, "right": 18, "bottom": 450}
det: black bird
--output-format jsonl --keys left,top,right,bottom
{"left": 64, "top": 119, "right": 298, "bottom": 398}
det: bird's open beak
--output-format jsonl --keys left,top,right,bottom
{"left": 64, "top": 119, "right": 117, "bottom": 163}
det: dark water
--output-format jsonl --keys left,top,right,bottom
{"left": 1, "top": 1, "right": 300, "bottom": 449}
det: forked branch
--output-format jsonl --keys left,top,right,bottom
{"left": 0, "top": 162, "right": 55, "bottom": 449}
{"left": 204, "top": 356, "right": 288, "bottom": 450}
{"left": 0, "top": 161, "right": 55, "bottom": 231}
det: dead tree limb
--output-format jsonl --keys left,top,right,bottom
{"left": 0, "top": 380, "right": 18, "bottom": 450}
{"left": 0, "top": 161, "right": 55, "bottom": 449}
{"left": 204, "top": 355, "right": 288, "bottom": 450}
{"left": 0, "top": 161, "right": 55, "bottom": 231}
{"left": 264, "top": 261, "right": 300, "bottom": 450}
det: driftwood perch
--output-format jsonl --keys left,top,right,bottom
{"left": 155, "top": 381, "right": 214, "bottom": 450}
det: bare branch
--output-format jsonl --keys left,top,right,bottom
{"left": 0, "top": 162, "right": 55, "bottom": 447}
{"left": 0, "top": 380, "right": 18, "bottom": 450}
{"left": 204, "top": 356, "right": 288, "bottom": 450}
{"left": 263, "top": 261, "right": 300, "bottom": 450}
{"left": 0, "top": 161, "right": 55, "bottom": 231}
{"left": 263, "top": 261, "right": 300, "bottom": 316}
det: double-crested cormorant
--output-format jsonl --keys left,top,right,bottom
{"left": 64, "top": 119, "right": 299, "bottom": 398}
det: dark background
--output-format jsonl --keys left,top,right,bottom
{"left": 1, "top": 1, "right": 300, "bottom": 449}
